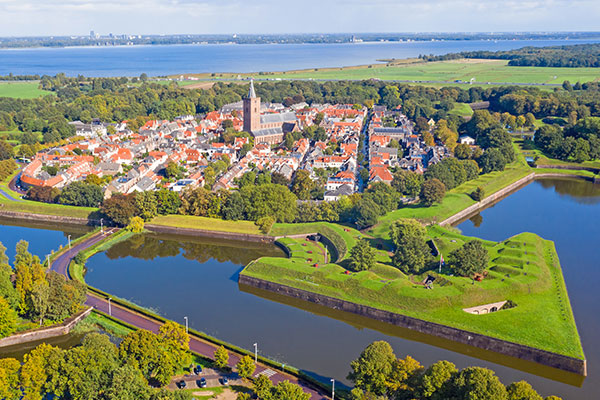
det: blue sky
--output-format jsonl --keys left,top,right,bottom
{"left": 0, "top": 0, "right": 598, "bottom": 36}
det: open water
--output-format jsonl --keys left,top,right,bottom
{"left": 1, "top": 39, "right": 599, "bottom": 77}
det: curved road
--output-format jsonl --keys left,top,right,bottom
{"left": 51, "top": 230, "right": 329, "bottom": 399}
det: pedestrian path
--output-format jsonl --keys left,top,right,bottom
{"left": 255, "top": 368, "right": 277, "bottom": 378}
{"left": 0, "top": 187, "right": 22, "bottom": 202}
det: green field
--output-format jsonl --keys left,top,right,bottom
{"left": 268, "top": 59, "right": 600, "bottom": 85}
{"left": 0, "top": 81, "right": 52, "bottom": 99}
{"left": 243, "top": 226, "right": 583, "bottom": 359}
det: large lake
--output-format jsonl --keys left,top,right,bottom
{"left": 1, "top": 39, "right": 600, "bottom": 77}
{"left": 1, "top": 177, "right": 598, "bottom": 399}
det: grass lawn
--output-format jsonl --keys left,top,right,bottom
{"left": 0, "top": 81, "right": 52, "bottom": 99}
{"left": 150, "top": 215, "right": 263, "bottom": 235}
{"left": 0, "top": 194, "right": 96, "bottom": 219}
{"left": 448, "top": 102, "right": 474, "bottom": 117}
{"left": 243, "top": 226, "right": 583, "bottom": 359}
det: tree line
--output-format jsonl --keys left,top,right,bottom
{"left": 348, "top": 340, "right": 561, "bottom": 400}
{"left": 419, "top": 43, "right": 600, "bottom": 68}
{"left": 0, "top": 241, "right": 86, "bottom": 338}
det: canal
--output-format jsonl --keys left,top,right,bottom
{"left": 1, "top": 177, "right": 598, "bottom": 398}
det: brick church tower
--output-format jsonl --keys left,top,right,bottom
{"left": 243, "top": 79, "right": 261, "bottom": 133}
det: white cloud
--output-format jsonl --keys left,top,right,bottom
{"left": 0, "top": 0, "right": 598, "bottom": 36}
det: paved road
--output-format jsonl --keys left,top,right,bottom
{"left": 51, "top": 230, "right": 329, "bottom": 399}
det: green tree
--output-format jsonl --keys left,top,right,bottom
{"left": 0, "top": 140, "right": 13, "bottom": 160}
{"left": 127, "top": 216, "right": 145, "bottom": 233}
{"left": 451, "top": 367, "right": 508, "bottom": 400}
{"left": 58, "top": 181, "right": 103, "bottom": 207}
{"left": 291, "top": 170, "right": 316, "bottom": 200}
{"left": 392, "top": 170, "right": 424, "bottom": 197}
{"left": 165, "top": 161, "right": 181, "bottom": 179}
{"left": 241, "top": 184, "right": 298, "bottom": 223}
{"left": 477, "top": 148, "right": 507, "bottom": 173}
{"left": 214, "top": 345, "right": 229, "bottom": 369}
{"left": 101, "top": 193, "right": 137, "bottom": 226}
{"left": 119, "top": 329, "right": 162, "bottom": 383}
{"left": 106, "top": 365, "right": 151, "bottom": 400}
{"left": 454, "top": 143, "right": 472, "bottom": 159}
{"left": 450, "top": 240, "right": 489, "bottom": 277}
{"left": 349, "top": 239, "right": 377, "bottom": 272}
{"left": 14, "top": 240, "right": 46, "bottom": 315}
{"left": 386, "top": 356, "right": 423, "bottom": 397}
{"left": 256, "top": 216, "right": 275, "bottom": 234}
{"left": 348, "top": 341, "right": 396, "bottom": 396}
{"left": 254, "top": 374, "right": 273, "bottom": 399}
{"left": 0, "top": 297, "right": 17, "bottom": 338}
{"left": 353, "top": 197, "right": 381, "bottom": 229}
{"left": 155, "top": 188, "right": 181, "bottom": 215}
{"left": 272, "top": 380, "right": 310, "bottom": 400}
{"left": 507, "top": 381, "right": 543, "bottom": 400}
{"left": 418, "top": 360, "right": 457, "bottom": 399}
{"left": 21, "top": 343, "right": 61, "bottom": 400}
{"left": 0, "top": 358, "right": 20, "bottom": 400}
{"left": 135, "top": 191, "right": 158, "bottom": 221}
{"left": 390, "top": 219, "right": 431, "bottom": 274}
{"left": 159, "top": 321, "right": 192, "bottom": 371}
{"left": 236, "top": 355, "right": 256, "bottom": 380}
{"left": 420, "top": 178, "right": 445, "bottom": 206}
{"left": 471, "top": 186, "right": 485, "bottom": 202}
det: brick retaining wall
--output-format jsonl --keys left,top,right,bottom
{"left": 145, "top": 224, "right": 275, "bottom": 243}
{"left": 0, "top": 307, "right": 92, "bottom": 348}
{"left": 239, "top": 275, "right": 586, "bottom": 376}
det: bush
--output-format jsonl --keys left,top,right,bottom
{"left": 501, "top": 300, "right": 517, "bottom": 310}
{"left": 126, "top": 216, "right": 145, "bottom": 233}
{"left": 470, "top": 186, "right": 485, "bottom": 202}
{"left": 255, "top": 216, "right": 275, "bottom": 234}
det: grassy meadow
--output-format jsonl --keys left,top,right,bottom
{"left": 0, "top": 81, "right": 51, "bottom": 98}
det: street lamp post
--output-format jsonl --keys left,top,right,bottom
{"left": 68, "top": 235, "right": 71, "bottom": 249}
{"left": 253, "top": 343, "right": 258, "bottom": 363}
{"left": 331, "top": 379, "right": 335, "bottom": 400}
{"left": 108, "top": 297, "right": 112, "bottom": 316}
{"left": 100, "top": 218, "right": 103, "bottom": 233}
{"left": 184, "top": 316, "right": 188, "bottom": 333}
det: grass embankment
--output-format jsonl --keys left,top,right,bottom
{"left": 69, "top": 229, "right": 134, "bottom": 284}
{"left": 150, "top": 215, "right": 263, "bottom": 235}
{"left": 0, "top": 81, "right": 52, "bottom": 99}
{"left": 0, "top": 194, "right": 96, "bottom": 219}
{"left": 243, "top": 226, "right": 583, "bottom": 359}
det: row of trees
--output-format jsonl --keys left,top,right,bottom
{"left": 0, "top": 241, "right": 86, "bottom": 338}
{"left": 420, "top": 43, "right": 600, "bottom": 68}
{"left": 348, "top": 340, "right": 561, "bottom": 400}
{"left": 0, "top": 322, "right": 193, "bottom": 400}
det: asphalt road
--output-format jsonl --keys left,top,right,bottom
{"left": 51, "top": 230, "right": 329, "bottom": 399}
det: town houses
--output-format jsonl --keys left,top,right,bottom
{"left": 19, "top": 84, "right": 454, "bottom": 204}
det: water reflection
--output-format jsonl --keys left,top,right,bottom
{"left": 105, "top": 232, "right": 284, "bottom": 266}
{"left": 537, "top": 178, "right": 600, "bottom": 205}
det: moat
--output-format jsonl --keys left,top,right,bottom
{"left": 1, "top": 177, "right": 599, "bottom": 399}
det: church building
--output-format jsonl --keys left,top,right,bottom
{"left": 243, "top": 80, "right": 298, "bottom": 145}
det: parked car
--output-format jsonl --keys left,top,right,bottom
{"left": 177, "top": 380, "right": 186, "bottom": 389}
{"left": 194, "top": 365, "right": 203, "bottom": 375}
{"left": 198, "top": 378, "right": 207, "bottom": 388}
{"left": 220, "top": 377, "right": 229, "bottom": 386}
